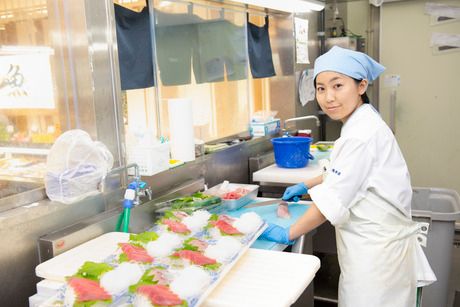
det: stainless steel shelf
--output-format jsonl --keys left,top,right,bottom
{"left": 0, "top": 146, "right": 50, "bottom": 155}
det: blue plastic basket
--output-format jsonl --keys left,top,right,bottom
{"left": 271, "top": 137, "right": 314, "bottom": 168}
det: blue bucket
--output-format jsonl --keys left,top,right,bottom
{"left": 271, "top": 137, "right": 314, "bottom": 168}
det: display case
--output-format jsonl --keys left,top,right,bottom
{"left": 0, "top": 0, "right": 125, "bottom": 207}
{"left": 0, "top": 46, "right": 59, "bottom": 201}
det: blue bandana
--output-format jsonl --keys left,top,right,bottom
{"left": 313, "top": 46, "right": 385, "bottom": 82}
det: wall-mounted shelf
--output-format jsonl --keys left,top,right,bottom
{"left": 0, "top": 147, "right": 50, "bottom": 156}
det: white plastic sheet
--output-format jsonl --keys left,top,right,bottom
{"left": 45, "top": 129, "right": 113, "bottom": 204}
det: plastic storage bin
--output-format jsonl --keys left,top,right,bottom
{"left": 411, "top": 187, "right": 460, "bottom": 307}
{"left": 205, "top": 183, "right": 259, "bottom": 211}
{"left": 271, "top": 137, "right": 314, "bottom": 168}
{"left": 126, "top": 142, "right": 170, "bottom": 176}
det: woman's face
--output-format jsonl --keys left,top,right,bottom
{"left": 315, "top": 71, "right": 368, "bottom": 123}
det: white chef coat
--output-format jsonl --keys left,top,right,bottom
{"left": 309, "top": 103, "right": 436, "bottom": 307}
{"left": 309, "top": 103, "right": 412, "bottom": 226}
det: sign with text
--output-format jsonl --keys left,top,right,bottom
{"left": 0, "top": 52, "right": 55, "bottom": 109}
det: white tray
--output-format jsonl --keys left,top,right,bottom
{"left": 38, "top": 249, "right": 320, "bottom": 307}
{"left": 35, "top": 232, "right": 130, "bottom": 282}
{"left": 36, "top": 223, "right": 267, "bottom": 307}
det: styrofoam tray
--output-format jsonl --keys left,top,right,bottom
{"left": 36, "top": 223, "right": 267, "bottom": 307}
{"left": 35, "top": 232, "right": 130, "bottom": 282}
{"left": 38, "top": 249, "right": 320, "bottom": 307}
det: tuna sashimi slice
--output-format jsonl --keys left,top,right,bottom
{"left": 120, "top": 243, "right": 153, "bottom": 263}
{"left": 173, "top": 211, "right": 189, "bottom": 219}
{"left": 214, "top": 219, "right": 242, "bottom": 235}
{"left": 218, "top": 214, "right": 235, "bottom": 224}
{"left": 162, "top": 219, "right": 190, "bottom": 234}
{"left": 147, "top": 268, "right": 170, "bottom": 285}
{"left": 188, "top": 238, "right": 208, "bottom": 252}
{"left": 172, "top": 250, "right": 216, "bottom": 265}
{"left": 137, "top": 284, "right": 182, "bottom": 306}
{"left": 68, "top": 277, "right": 111, "bottom": 302}
{"left": 276, "top": 202, "right": 291, "bottom": 219}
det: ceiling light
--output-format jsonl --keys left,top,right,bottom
{"left": 231, "top": 0, "right": 325, "bottom": 13}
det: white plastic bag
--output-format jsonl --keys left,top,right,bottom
{"left": 45, "top": 129, "right": 114, "bottom": 204}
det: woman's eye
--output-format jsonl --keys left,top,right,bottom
{"left": 334, "top": 83, "right": 343, "bottom": 89}
{"left": 316, "top": 87, "right": 324, "bottom": 92}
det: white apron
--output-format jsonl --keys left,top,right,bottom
{"left": 336, "top": 191, "right": 436, "bottom": 307}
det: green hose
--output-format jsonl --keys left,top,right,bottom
{"left": 115, "top": 211, "right": 124, "bottom": 232}
{"left": 416, "top": 287, "right": 422, "bottom": 307}
{"left": 122, "top": 207, "right": 131, "bottom": 233}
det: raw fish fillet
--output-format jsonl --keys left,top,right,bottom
{"left": 172, "top": 250, "right": 217, "bottom": 266}
{"left": 146, "top": 268, "right": 170, "bottom": 285}
{"left": 119, "top": 243, "right": 153, "bottom": 263}
{"left": 162, "top": 219, "right": 190, "bottom": 234}
{"left": 68, "top": 277, "right": 111, "bottom": 302}
{"left": 137, "top": 284, "right": 182, "bottom": 306}
{"left": 218, "top": 214, "right": 236, "bottom": 224}
{"left": 187, "top": 238, "right": 208, "bottom": 252}
{"left": 173, "top": 211, "right": 189, "bottom": 220}
{"left": 277, "top": 202, "right": 291, "bottom": 219}
{"left": 213, "top": 219, "right": 242, "bottom": 235}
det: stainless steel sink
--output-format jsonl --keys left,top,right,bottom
{"left": 0, "top": 180, "right": 45, "bottom": 212}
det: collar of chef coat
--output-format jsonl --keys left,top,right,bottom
{"left": 341, "top": 104, "right": 379, "bottom": 138}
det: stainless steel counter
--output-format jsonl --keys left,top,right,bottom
{"left": 1, "top": 135, "right": 275, "bottom": 306}
{"left": 0, "top": 193, "right": 110, "bottom": 307}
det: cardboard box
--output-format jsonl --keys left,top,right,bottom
{"left": 249, "top": 119, "right": 280, "bottom": 137}
{"left": 126, "top": 142, "right": 170, "bottom": 176}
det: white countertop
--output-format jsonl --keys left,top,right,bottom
{"left": 253, "top": 162, "right": 323, "bottom": 184}
{"left": 203, "top": 248, "right": 320, "bottom": 307}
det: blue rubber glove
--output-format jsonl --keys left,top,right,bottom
{"left": 282, "top": 182, "right": 308, "bottom": 202}
{"left": 259, "top": 223, "right": 295, "bottom": 245}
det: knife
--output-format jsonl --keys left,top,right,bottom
{"left": 245, "top": 195, "right": 302, "bottom": 208}
{"left": 245, "top": 199, "right": 289, "bottom": 208}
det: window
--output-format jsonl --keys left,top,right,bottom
{"left": 118, "top": 0, "right": 288, "bottom": 145}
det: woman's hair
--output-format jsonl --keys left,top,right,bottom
{"left": 313, "top": 77, "right": 370, "bottom": 104}
{"left": 352, "top": 78, "right": 370, "bottom": 104}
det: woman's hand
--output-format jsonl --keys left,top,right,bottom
{"left": 282, "top": 182, "right": 308, "bottom": 201}
{"left": 259, "top": 223, "right": 295, "bottom": 245}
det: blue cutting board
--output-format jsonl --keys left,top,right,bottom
{"left": 225, "top": 202, "right": 310, "bottom": 250}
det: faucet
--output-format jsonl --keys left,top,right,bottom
{"left": 284, "top": 115, "right": 321, "bottom": 129}
{"left": 100, "top": 163, "right": 152, "bottom": 205}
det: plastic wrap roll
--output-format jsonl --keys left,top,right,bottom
{"left": 168, "top": 98, "right": 195, "bottom": 162}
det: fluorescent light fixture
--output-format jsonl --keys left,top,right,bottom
{"left": 231, "top": 0, "right": 325, "bottom": 12}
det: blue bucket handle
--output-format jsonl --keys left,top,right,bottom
{"left": 307, "top": 152, "right": 314, "bottom": 160}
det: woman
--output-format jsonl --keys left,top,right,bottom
{"left": 260, "top": 46, "right": 435, "bottom": 306}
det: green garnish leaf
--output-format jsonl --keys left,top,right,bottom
{"left": 163, "top": 210, "right": 180, "bottom": 221}
{"left": 182, "top": 238, "right": 199, "bottom": 251}
{"left": 204, "top": 262, "right": 222, "bottom": 271}
{"left": 128, "top": 267, "right": 167, "bottom": 293}
{"left": 129, "top": 231, "right": 159, "bottom": 244}
{"left": 73, "top": 261, "right": 113, "bottom": 281}
{"left": 118, "top": 253, "right": 128, "bottom": 263}
{"left": 74, "top": 299, "right": 112, "bottom": 307}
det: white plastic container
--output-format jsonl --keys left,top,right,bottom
{"left": 249, "top": 119, "right": 280, "bottom": 137}
{"left": 126, "top": 142, "right": 170, "bottom": 176}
